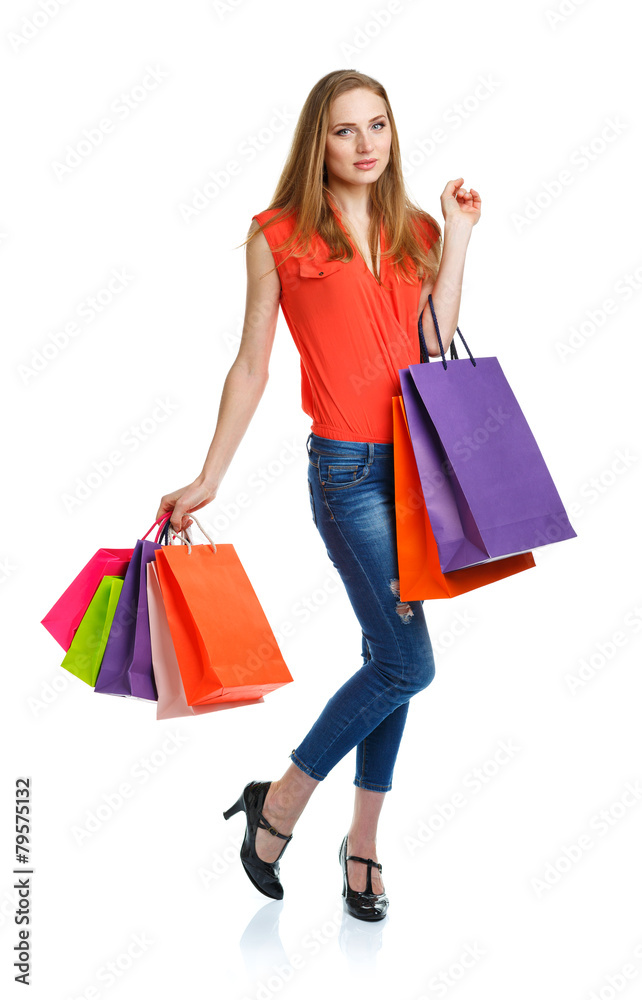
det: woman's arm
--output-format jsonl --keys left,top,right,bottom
{"left": 155, "top": 219, "right": 281, "bottom": 533}
{"left": 418, "top": 178, "right": 481, "bottom": 358}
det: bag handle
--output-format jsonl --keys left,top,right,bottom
{"left": 141, "top": 512, "right": 172, "bottom": 541}
{"left": 418, "top": 293, "right": 476, "bottom": 370}
{"left": 159, "top": 513, "right": 217, "bottom": 555}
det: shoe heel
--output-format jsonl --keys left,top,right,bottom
{"left": 223, "top": 794, "right": 245, "bottom": 821}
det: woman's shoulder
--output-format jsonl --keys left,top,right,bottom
{"left": 251, "top": 206, "right": 297, "bottom": 231}
{"left": 410, "top": 210, "right": 441, "bottom": 250}
{"left": 410, "top": 209, "right": 440, "bottom": 247}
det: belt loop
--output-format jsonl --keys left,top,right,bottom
{"left": 306, "top": 432, "right": 312, "bottom": 455}
{"left": 368, "top": 442, "right": 374, "bottom": 464}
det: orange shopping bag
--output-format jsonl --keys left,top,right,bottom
{"left": 153, "top": 517, "right": 293, "bottom": 706}
{"left": 146, "top": 561, "right": 266, "bottom": 720}
{"left": 392, "top": 394, "right": 536, "bottom": 600}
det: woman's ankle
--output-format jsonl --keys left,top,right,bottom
{"left": 265, "top": 771, "right": 317, "bottom": 829}
{"left": 347, "top": 828, "right": 378, "bottom": 854}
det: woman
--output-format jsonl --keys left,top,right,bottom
{"left": 156, "top": 70, "right": 480, "bottom": 921}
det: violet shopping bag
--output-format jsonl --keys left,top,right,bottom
{"left": 400, "top": 295, "right": 577, "bottom": 573}
{"left": 147, "top": 560, "right": 265, "bottom": 720}
{"left": 41, "top": 546, "right": 132, "bottom": 651}
{"left": 392, "top": 394, "right": 536, "bottom": 600}
{"left": 93, "top": 514, "right": 171, "bottom": 700}
{"left": 60, "top": 575, "right": 125, "bottom": 685}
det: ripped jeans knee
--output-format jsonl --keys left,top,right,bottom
{"left": 389, "top": 578, "right": 414, "bottom": 623}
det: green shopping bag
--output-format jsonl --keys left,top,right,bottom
{"left": 61, "top": 575, "right": 124, "bottom": 686}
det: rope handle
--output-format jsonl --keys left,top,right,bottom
{"left": 418, "top": 293, "right": 476, "bottom": 370}
{"left": 159, "top": 513, "right": 216, "bottom": 555}
{"left": 141, "top": 511, "right": 216, "bottom": 554}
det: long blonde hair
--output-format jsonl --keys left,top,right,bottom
{"left": 240, "top": 69, "right": 442, "bottom": 286}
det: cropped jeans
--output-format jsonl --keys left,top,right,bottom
{"left": 289, "top": 432, "right": 436, "bottom": 792}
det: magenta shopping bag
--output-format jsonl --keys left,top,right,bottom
{"left": 400, "top": 296, "right": 577, "bottom": 573}
{"left": 93, "top": 514, "right": 171, "bottom": 701}
{"left": 41, "top": 547, "right": 132, "bottom": 651}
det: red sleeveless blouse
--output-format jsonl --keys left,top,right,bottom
{"left": 251, "top": 204, "right": 438, "bottom": 443}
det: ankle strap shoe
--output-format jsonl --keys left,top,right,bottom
{"left": 223, "top": 780, "right": 293, "bottom": 900}
{"left": 339, "top": 834, "right": 389, "bottom": 921}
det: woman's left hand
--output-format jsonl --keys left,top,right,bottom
{"left": 440, "top": 177, "right": 481, "bottom": 227}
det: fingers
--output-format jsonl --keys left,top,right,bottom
{"left": 170, "top": 510, "right": 194, "bottom": 535}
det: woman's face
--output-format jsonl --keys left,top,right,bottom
{"left": 324, "top": 88, "right": 391, "bottom": 191}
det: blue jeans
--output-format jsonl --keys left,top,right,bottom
{"left": 289, "top": 432, "right": 436, "bottom": 792}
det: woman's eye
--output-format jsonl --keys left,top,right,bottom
{"left": 335, "top": 122, "right": 385, "bottom": 137}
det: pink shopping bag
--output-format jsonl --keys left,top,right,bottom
{"left": 40, "top": 514, "right": 172, "bottom": 651}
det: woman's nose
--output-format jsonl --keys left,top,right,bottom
{"left": 357, "top": 134, "right": 374, "bottom": 153}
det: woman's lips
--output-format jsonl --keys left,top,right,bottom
{"left": 354, "top": 159, "right": 376, "bottom": 170}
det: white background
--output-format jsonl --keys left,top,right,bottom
{"left": 2, "top": 0, "right": 641, "bottom": 997}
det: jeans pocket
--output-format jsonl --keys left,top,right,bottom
{"left": 319, "top": 455, "right": 370, "bottom": 490}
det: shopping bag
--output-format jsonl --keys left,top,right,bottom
{"left": 392, "top": 395, "right": 535, "bottom": 599}
{"left": 60, "top": 575, "right": 125, "bottom": 685}
{"left": 400, "top": 295, "right": 577, "bottom": 573}
{"left": 147, "top": 562, "right": 265, "bottom": 720}
{"left": 153, "top": 516, "right": 293, "bottom": 706}
{"left": 93, "top": 515, "right": 171, "bottom": 700}
{"left": 41, "top": 546, "right": 132, "bottom": 651}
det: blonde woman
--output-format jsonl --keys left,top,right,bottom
{"left": 157, "top": 69, "right": 480, "bottom": 921}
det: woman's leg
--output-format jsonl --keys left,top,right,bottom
{"left": 289, "top": 434, "right": 435, "bottom": 785}
{"left": 346, "top": 786, "right": 387, "bottom": 893}
{"left": 255, "top": 434, "right": 435, "bottom": 868}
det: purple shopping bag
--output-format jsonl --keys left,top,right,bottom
{"left": 400, "top": 296, "right": 577, "bottom": 573}
{"left": 93, "top": 514, "right": 172, "bottom": 701}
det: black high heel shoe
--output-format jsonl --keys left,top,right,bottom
{"left": 339, "top": 834, "right": 389, "bottom": 921}
{"left": 223, "top": 781, "right": 293, "bottom": 900}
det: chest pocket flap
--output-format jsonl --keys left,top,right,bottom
{"left": 298, "top": 257, "right": 344, "bottom": 278}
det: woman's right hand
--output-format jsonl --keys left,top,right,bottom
{"left": 155, "top": 475, "right": 218, "bottom": 535}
